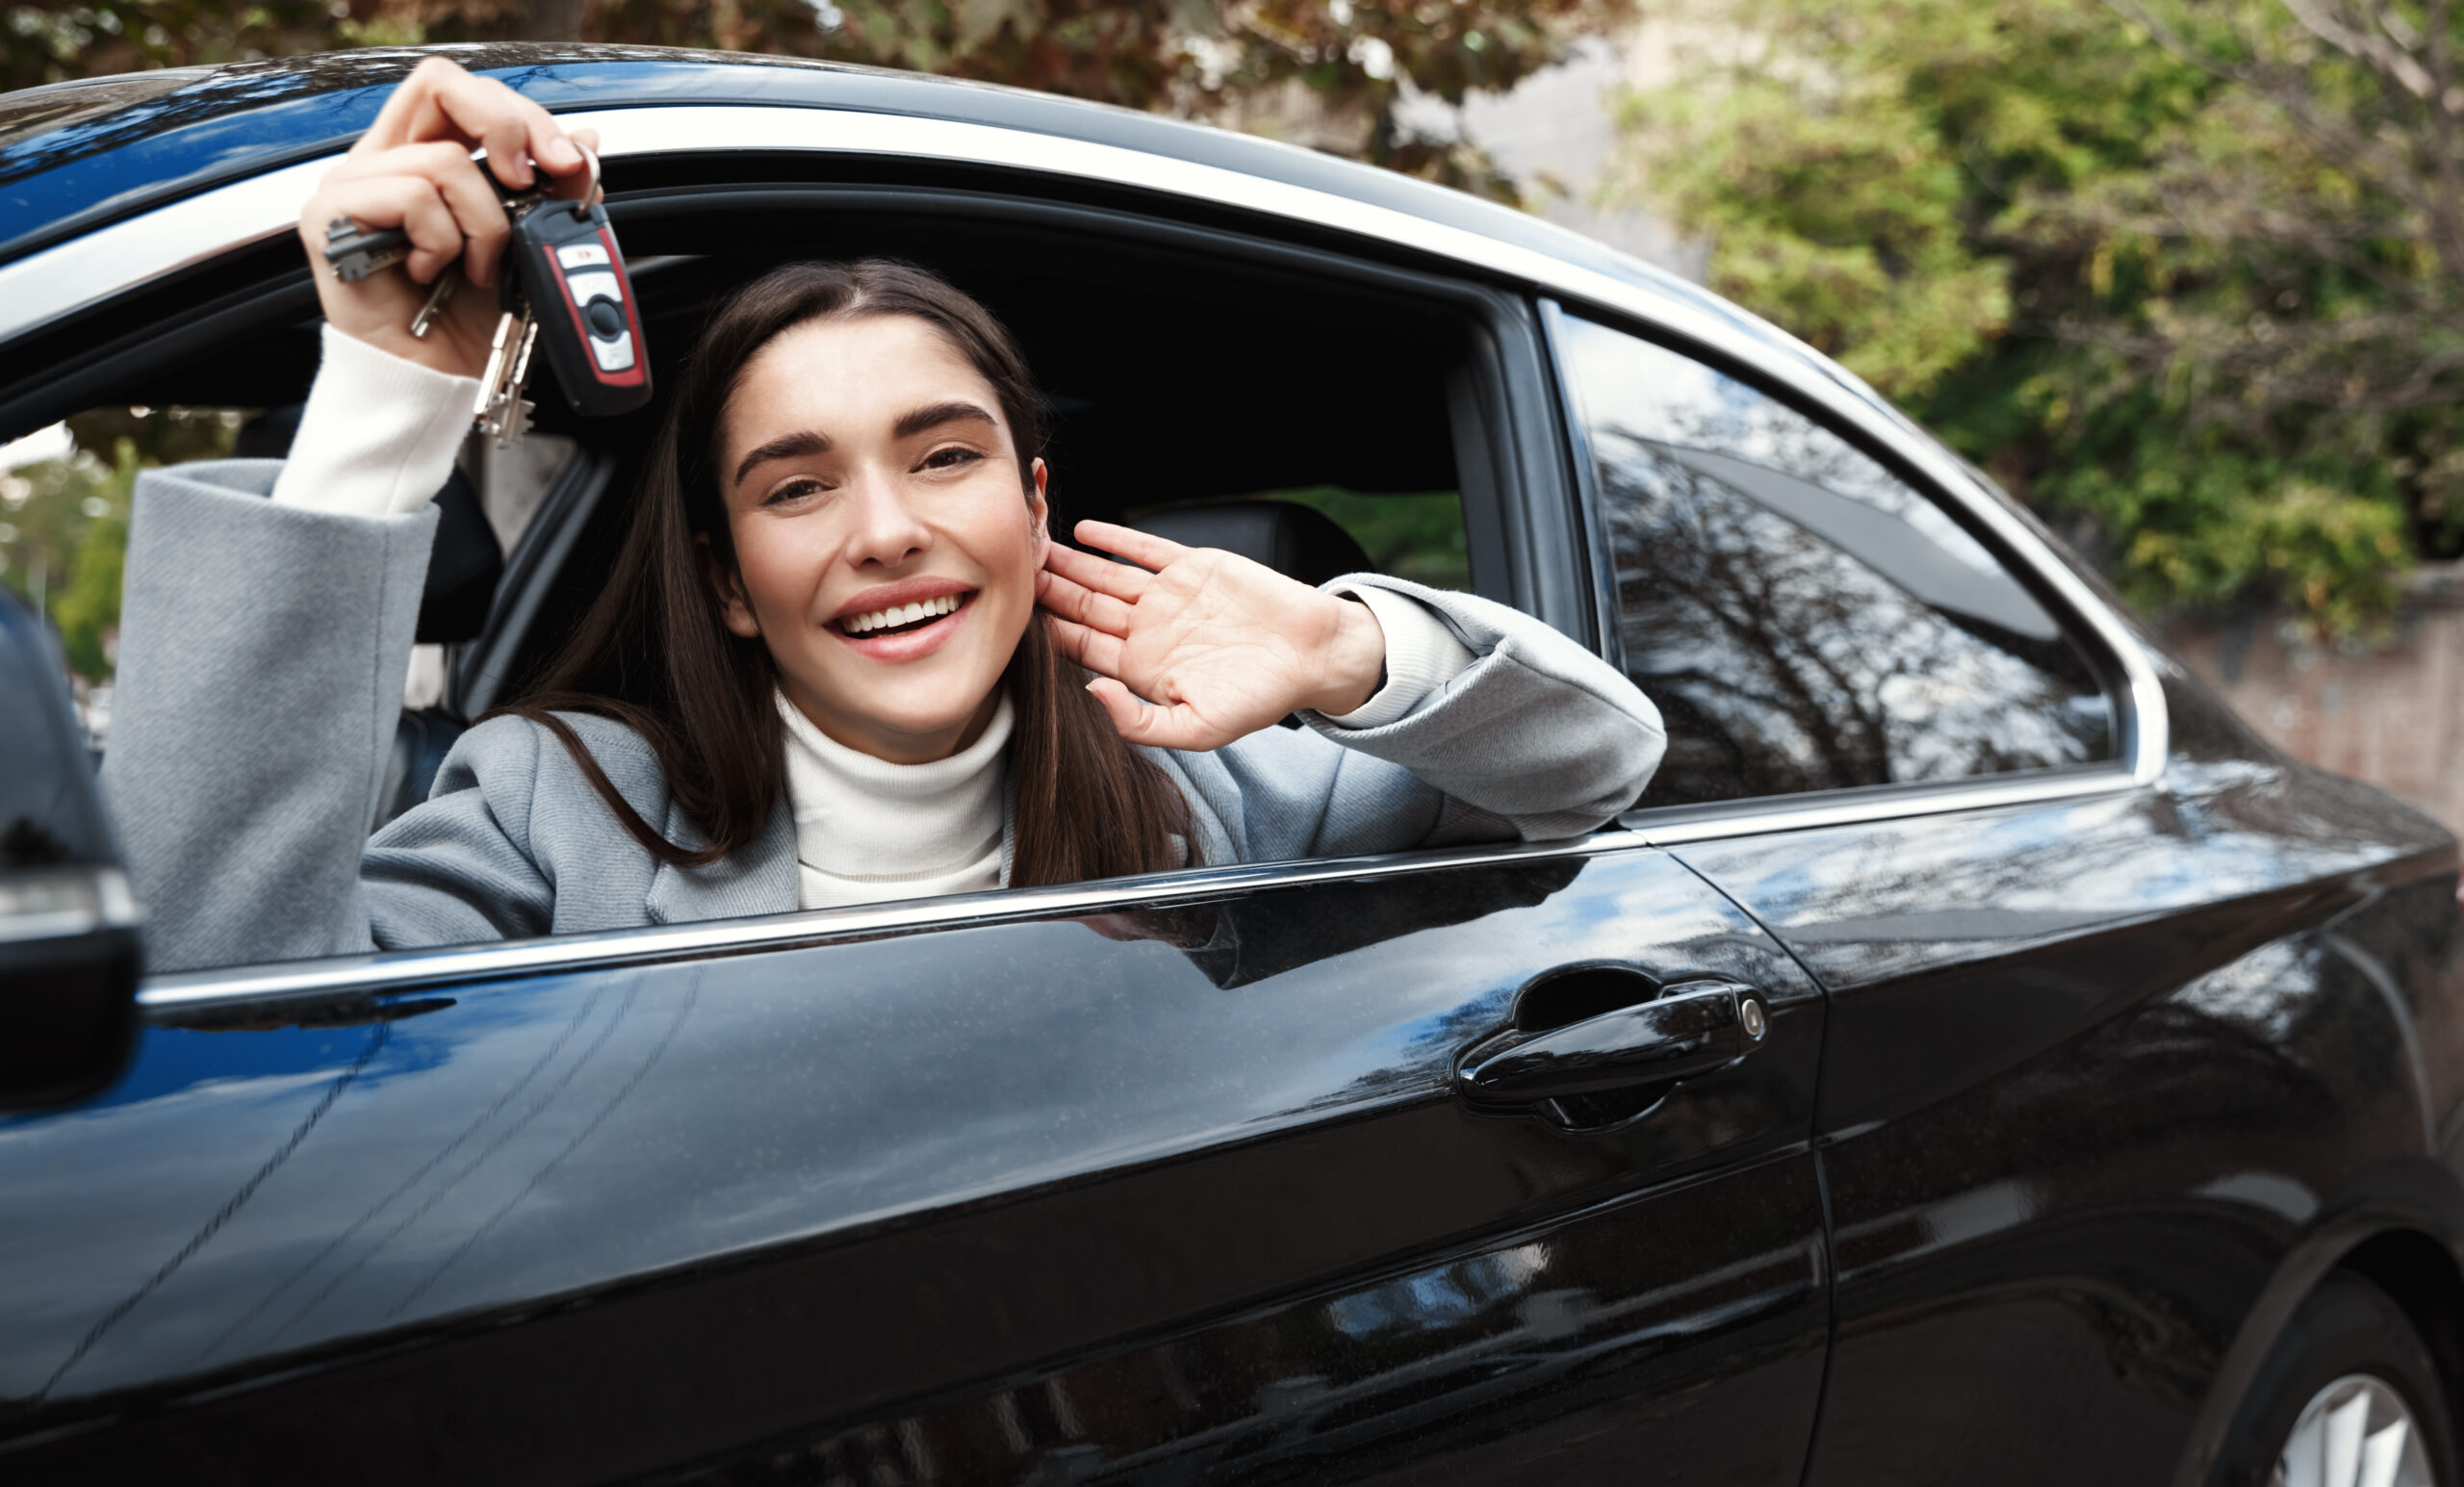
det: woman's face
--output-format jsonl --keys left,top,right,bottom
{"left": 713, "top": 313, "right": 1048, "bottom": 764}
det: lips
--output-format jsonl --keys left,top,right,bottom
{"left": 837, "top": 591, "right": 968, "bottom": 636}
{"left": 825, "top": 578, "right": 979, "bottom": 662}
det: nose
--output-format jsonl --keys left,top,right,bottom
{"left": 841, "top": 468, "right": 933, "bottom": 570}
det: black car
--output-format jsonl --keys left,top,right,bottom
{"left": 1, "top": 44, "right": 2459, "bottom": 1487}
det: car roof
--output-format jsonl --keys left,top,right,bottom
{"left": 0, "top": 45, "right": 1774, "bottom": 333}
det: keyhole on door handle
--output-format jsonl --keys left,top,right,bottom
{"left": 1454, "top": 966, "right": 1769, "bottom": 1132}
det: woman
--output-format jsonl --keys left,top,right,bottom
{"left": 102, "top": 60, "right": 1666, "bottom": 973}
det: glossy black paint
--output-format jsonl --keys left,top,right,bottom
{"left": 1663, "top": 658, "right": 2464, "bottom": 1487}
{"left": 0, "top": 847, "right": 1829, "bottom": 1483}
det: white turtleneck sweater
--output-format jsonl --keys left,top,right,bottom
{"left": 275, "top": 326, "right": 1476, "bottom": 910}
{"left": 778, "top": 688, "right": 1014, "bottom": 909}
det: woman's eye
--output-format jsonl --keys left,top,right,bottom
{"left": 762, "top": 478, "right": 828, "bottom": 507}
{"left": 920, "top": 447, "right": 983, "bottom": 472}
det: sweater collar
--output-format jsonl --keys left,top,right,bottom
{"left": 645, "top": 691, "right": 1018, "bottom": 925}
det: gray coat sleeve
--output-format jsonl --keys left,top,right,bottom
{"left": 1159, "top": 574, "right": 1664, "bottom": 867}
{"left": 103, "top": 463, "right": 438, "bottom": 971}
{"left": 101, "top": 465, "right": 675, "bottom": 970}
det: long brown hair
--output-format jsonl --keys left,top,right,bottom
{"left": 496, "top": 259, "right": 1197, "bottom": 886}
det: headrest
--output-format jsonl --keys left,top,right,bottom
{"left": 1124, "top": 500, "right": 1372, "bottom": 589}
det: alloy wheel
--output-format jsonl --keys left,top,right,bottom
{"left": 2272, "top": 1373, "right": 2437, "bottom": 1487}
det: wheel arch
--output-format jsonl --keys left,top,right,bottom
{"left": 2170, "top": 1161, "right": 2464, "bottom": 1487}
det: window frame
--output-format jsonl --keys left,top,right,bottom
{"left": 1534, "top": 296, "right": 2162, "bottom": 840}
{"left": 0, "top": 110, "right": 1632, "bottom": 1011}
{"left": 0, "top": 102, "right": 2169, "bottom": 1013}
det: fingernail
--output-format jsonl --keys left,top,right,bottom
{"left": 544, "top": 137, "right": 580, "bottom": 167}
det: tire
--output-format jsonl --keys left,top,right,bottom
{"left": 2211, "top": 1270, "right": 2460, "bottom": 1487}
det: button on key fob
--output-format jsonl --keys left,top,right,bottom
{"left": 508, "top": 194, "right": 651, "bottom": 418}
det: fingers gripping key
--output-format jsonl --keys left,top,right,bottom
{"left": 317, "top": 145, "right": 649, "bottom": 444}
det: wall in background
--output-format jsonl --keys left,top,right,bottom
{"left": 2169, "top": 567, "right": 2464, "bottom": 836}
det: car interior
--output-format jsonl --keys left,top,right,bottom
{"left": 38, "top": 186, "right": 1514, "bottom": 830}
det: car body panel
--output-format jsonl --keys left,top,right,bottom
{"left": 0, "top": 848, "right": 1830, "bottom": 1483}
{"left": 1667, "top": 663, "right": 2464, "bottom": 1487}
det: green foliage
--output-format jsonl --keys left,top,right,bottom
{"left": 1271, "top": 485, "right": 1471, "bottom": 590}
{"left": 0, "top": 409, "right": 240, "bottom": 681}
{"left": 48, "top": 442, "right": 131, "bottom": 679}
{"left": 1612, "top": 0, "right": 2463, "bottom": 639}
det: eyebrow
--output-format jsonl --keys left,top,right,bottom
{"left": 893, "top": 400, "right": 999, "bottom": 441}
{"left": 729, "top": 402, "right": 1000, "bottom": 489}
{"left": 732, "top": 430, "right": 832, "bottom": 488}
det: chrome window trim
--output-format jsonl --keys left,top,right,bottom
{"left": 1625, "top": 765, "right": 2141, "bottom": 847}
{"left": 0, "top": 102, "right": 2169, "bottom": 780}
{"left": 136, "top": 764, "right": 2151, "bottom": 1013}
{"left": 138, "top": 828, "right": 1657, "bottom": 1011}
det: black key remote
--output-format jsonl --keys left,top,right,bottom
{"left": 505, "top": 197, "right": 651, "bottom": 418}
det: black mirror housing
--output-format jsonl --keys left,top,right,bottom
{"left": 0, "top": 587, "right": 140, "bottom": 1109}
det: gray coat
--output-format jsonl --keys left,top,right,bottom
{"left": 103, "top": 462, "right": 1667, "bottom": 973}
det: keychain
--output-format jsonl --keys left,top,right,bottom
{"left": 320, "top": 145, "right": 651, "bottom": 447}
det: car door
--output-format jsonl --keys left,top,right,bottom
{"left": 0, "top": 837, "right": 1828, "bottom": 1485}
{"left": 1547, "top": 304, "right": 2464, "bottom": 1487}
{"left": 0, "top": 173, "right": 1828, "bottom": 1486}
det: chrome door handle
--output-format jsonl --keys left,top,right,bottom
{"left": 1454, "top": 979, "right": 1770, "bottom": 1106}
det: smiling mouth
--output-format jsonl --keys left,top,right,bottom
{"left": 835, "top": 591, "right": 972, "bottom": 638}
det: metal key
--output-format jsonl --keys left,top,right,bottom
{"left": 408, "top": 266, "right": 459, "bottom": 339}
{"left": 473, "top": 305, "right": 540, "bottom": 448}
{"left": 321, "top": 215, "right": 410, "bottom": 282}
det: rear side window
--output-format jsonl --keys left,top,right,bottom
{"left": 1553, "top": 314, "right": 2113, "bottom": 809}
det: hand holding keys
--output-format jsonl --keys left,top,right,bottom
{"left": 295, "top": 58, "right": 650, "bottom": 439}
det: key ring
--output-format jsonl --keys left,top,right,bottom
{"left": 564, "top": 141, "right": 602, "bottom": 219}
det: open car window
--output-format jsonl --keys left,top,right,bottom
{"left": 13, "top": 180, "right": 1525, "bottom": 956}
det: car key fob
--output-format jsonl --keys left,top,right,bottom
{"left": 506, "top": 195, "right": 650, "bottom": 418}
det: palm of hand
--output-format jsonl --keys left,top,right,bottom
{"left": 1112, "top": 550, "right": 1353, "bottom": 743}
{"left": 1040, "top": 522, "right": 1385, "bottom": 752}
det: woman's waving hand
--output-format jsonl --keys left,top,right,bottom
{"left": 1039, "top": 521, "right": 1389, "bottom": 750}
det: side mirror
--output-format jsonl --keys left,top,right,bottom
{"left": 0, "top": 588, "right": 139, "bottom": 1109}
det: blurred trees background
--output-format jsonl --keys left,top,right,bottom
{"left": 0, "top": 0, "right": 1626, "bottom": 192}
{"left": 1612, "top": 0, "right": 2464, "bottom": 637}
{"left": 7, "top": 0, "right": 2464, "bottom": 652}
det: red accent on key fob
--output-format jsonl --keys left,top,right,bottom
{"left": 512, "top": 200, "right": 653, "bottom": 417}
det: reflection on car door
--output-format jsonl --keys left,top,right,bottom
{"left": 1549, "top": 302, "right": 2464, "bottom": 1485}
{"left": 1671, "top": 770, "right": 2455, "bottom": 1487}
{"left": 0, "top": 842, "right": 1827, "bottom": 1485}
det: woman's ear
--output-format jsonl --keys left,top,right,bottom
{"left": 697, "top": 532, "right": 763, "bottom": 639}
{"left": 1028, "top": 457, "right": 1052, "bottom": 559}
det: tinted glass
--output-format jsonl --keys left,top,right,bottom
{"left": 1555, "top": 315, "right": 2113, "bottom": 808}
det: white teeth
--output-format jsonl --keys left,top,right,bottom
{"left": 843, "top": 593, "right": 963, "bottom": 634}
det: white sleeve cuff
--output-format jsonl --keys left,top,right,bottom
{"left": 269, "top": 324, "right": 480, "bottom": 516}
{"left": 1318, "top": 582, "right": 1478, "bottom": 731}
